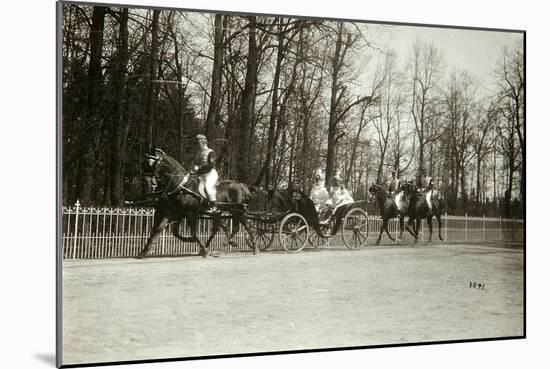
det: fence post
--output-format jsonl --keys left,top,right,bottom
{"left": 445, "top": 213, "right": 448, "bottom": 241}
{"left": 465, "top": 213, "right": 468, "bottom": 242}
{"left": 483, "top": 215, "right": 486, "bottom": 241}
{"left": 72, "top": 200, "right": 80, "bottom": 259}
{"left": 512, "top": 216, "right": 515, "bottom": 241}
{"left": 499, "top": 216, "right": 502, "bottom": 241}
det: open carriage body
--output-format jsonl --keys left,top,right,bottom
{"left": 245, "top": 190, "right": 370, "bottom": 253}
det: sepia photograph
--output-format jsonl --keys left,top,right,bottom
{"left": 57, "top": 0, "right": 525, "bottom": 366}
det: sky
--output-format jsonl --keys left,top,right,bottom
{"left": 363, "top": 23, "right": 524, "bottom": 95}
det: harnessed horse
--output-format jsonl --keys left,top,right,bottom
{"left": 136, "top": 149, "right": 258, "bottom": 258}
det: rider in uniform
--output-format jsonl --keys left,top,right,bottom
{"left": 386, "top": 169, "right": 403, "bottom": 211}
{"left": 422, "top": 175, "right": 434, "bottom": 212}
{"left": 193, "top": 134, "right": 219, "bottom": 211}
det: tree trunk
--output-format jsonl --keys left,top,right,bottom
{"left": 109, "top": 8, "right": 129, "bottom": 206}
{"left": 76, "top": 5, "right": 106, "bottom": 205}
{"left": 325, "top": 23, "right": 344, "bottom": 185}
{"left": 236, "top": 17, "right": 258, "bottom": 184}
{"left": 205, "top": 14, "right": 224, "bottom": 137}
{"left": 260, "top": 18, "right": 284, "bottom": 187}
{"left": 475, "top": 156, "right": 482, "bottom": 214}
{"left": 145, "top": 9, "right": 160, "bottom": 149}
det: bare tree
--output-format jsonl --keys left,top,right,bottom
{"left": 325, "top": 22, "right": 374, "bottom": 184}
{"left": 472, "top": 102, "right": 497, "bottom": 213}
{"left": 407, "top": 39, "right": 444, "bottom": 186}
{"left": 443, "top": 69, "right": 477, "bottom": 211}
{"left": 496, "top": 43, "right": 524, "bottom": 199}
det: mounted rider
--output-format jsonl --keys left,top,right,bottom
{"left": 193, "top": 134, "right": 219, "bottom": 211}
{"left": 421, "top": 175, "right": 435, "bottom": 212}
{"left": 386, "top": 169, "right": 406, "bottom": 212}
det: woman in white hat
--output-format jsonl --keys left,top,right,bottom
{"left": 329, "top": 172, "right": 354, "bottom": 210}
{"left": 310, "top": 169, "right": 331, "bottom": 213}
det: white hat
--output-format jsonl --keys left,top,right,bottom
{"left": 332, "top": 172, "right": 342, "bottom": 181}
{"left": 314, "top": 169, "right": 323, "bottom": 178}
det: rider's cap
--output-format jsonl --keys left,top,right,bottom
{"left": 332, "top": 172, "right": 342, "bottom": 181}
{"left": 391, "top": 169, "right": 397, "bottom": 174}
{"left": 196, "top": 134, "right": 207, "bottom": 142}
{"left": 314, "top": 169, "right": 323, "bottom": 178}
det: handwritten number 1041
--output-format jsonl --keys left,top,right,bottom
{"left": 470, "top": 282, "right": 486, "bottom": 290}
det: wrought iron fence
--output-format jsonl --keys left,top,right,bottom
{"left": 61, "top": 202, "right": 524, "bottom": 259}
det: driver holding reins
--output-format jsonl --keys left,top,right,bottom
{"left": 193, "top": 134, "right": 219, "bottom": 209}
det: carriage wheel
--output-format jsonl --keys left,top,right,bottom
{"left": 279, "top": 213, "right": 309, "bottom": 253}
{"left": 308, "top": 225, "right": 332, "bottom": 249}
{"left": 341, "top": 208, "right": 369, "bottom": 250}
{"left": 254, "top": 224, "right": 275, "bottom": 251}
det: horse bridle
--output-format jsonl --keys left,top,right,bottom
{"left": 147, "top": 153, "right": 191, "bottom": 197}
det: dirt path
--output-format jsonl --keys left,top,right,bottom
{"left": 61, "top": 243, "right": 524, "bottom": 365}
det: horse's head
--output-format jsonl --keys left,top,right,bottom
{"left": 368, "top": 184, "right": 388, "bottom": 203}
{"left": 401, "top": 181, "right": 417, "bottom": 195}
{"left": 142, "top": 148, "right": 163, "bottom": 194}
{"left": 142, "top": 148, "right": 190, "bottom": 194}
{"left": 368, "top": 183, "right": 385, "bottom": 196}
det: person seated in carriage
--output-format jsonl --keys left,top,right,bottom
{"left": 329, "top": 172, "right": 354, "bottom": 207}
{"left": 192, "top": 134, "right": 219, "bottom": 212}
{"left": 323, "top": 172, "right": 354, "bottom": 220}
{"left": 310, "top": 169, "right": 332, "bottom": 221}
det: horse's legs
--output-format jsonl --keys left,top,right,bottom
{"left": 397, "top": 216, "right": 405, "bottom": 243}
{"left": 205, "top": 217, "right": 223, "bottom": 252}
{"left": 437, "top": 214, "right": 444, "bottom": 241}
{"left": 171, "top": 220, "right": 197, "bottom": 243}
{"left": 427, "top": 216, "right": 433, "bottom": 243}
{"left": 139, "top": 216, "right": 170, "bottom": 257}
{"left": 188, "top": 219, "right": 209, "bottom": 258}
{"left": 414, "top": 219, "right": 421, "bottom": 244}
{"left": 383, "top": 218, "right": 395, "bottom": 243}
{"left": 405, "top": 217, "right": 417, "bottom": 240}
{"left": 376, "top": 218, "right": 385, "bottom": 245}
{"left": 239, "top": 215, "right": 258, "bottom": 255}
{"left": 224, "top": 217, "right": 240, "bottom": 248}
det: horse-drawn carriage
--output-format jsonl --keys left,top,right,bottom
{"left": 247, "top": 189, "right": 370, "bottom": 253}
{"left": 131, "top": 149, "right": 370, "bottom": 257}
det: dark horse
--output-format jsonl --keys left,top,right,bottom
{"left": 136, "top": 149, "right": 257, "bottom": 258}
{"left": 401, "top": 182, "right": 445, "bottom": 243}
{"left": 368, "top": 183, "right": 416, "bottom": 245}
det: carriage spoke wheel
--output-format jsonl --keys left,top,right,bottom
{"left": 254, "top": 224, "right": 275, "bottom": 251}
{"left": 308, "top": 225, "right": 333, "bottom": 249}
{"left": 341, "top": 208, "right": 369, "bottom": 250}
{"left": 279, "top": 213, "right": 309, "bottom": 253}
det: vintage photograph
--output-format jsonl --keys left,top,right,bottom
{"left": 58, "top": 0, "right": 525, "bottom": 366}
